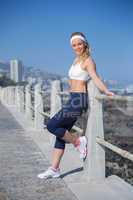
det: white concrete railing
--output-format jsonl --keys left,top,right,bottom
{"left": 34, "top": 83, "right": 44, "bottom": 130}
{"left": 25, "top": 84, "right": 33, "bottom": 121}
{"left": 0, "top": 80, "right": 133, "bottom": 182}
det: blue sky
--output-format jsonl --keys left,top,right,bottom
{"left": 0, "top": 0, "right": 133, "bottom": 82}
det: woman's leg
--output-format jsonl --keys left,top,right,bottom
{"left": 51, "top": 118, "right": 78, "bottom": 169}
{"left": 47, "top": 92, "right": 88, "bottom": 160}
{"left": 37, "top": 137, "right": 65, "bottom": 178}
{"left": 50, "top": 128, "right": 87, "bottom": 171}
{"left": 51, "top": 148, "right": 65, "bottom": 169}
{"left": 51, "top": 136, "right": 65, "bottom": 169}
{"left": 51, "top": 132, "right": 79, "bottom": 169}
{"left": 62, "top": 130, "right": 79, "bottom": 145}
{"left": 37, "top": 94, "right": 88, "bottom": 178}
{"left": 51, "top": 117, "right": 79, "bottom": 169}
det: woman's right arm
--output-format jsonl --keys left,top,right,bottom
{"left": 85, "top": 57, "right": 115, "bottom": 96}
{"left": 67, "top": 79, "right": 72, "bottom": 92}
{"left": 68, "top": 79, "right": 71, "bottom": 86}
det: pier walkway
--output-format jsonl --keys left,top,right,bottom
{"left": 0, "top": 103, "right": 77, "bottom": 200}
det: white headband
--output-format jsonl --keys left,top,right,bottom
{"left": 70, "top": 35, "right": 86, "bottom": 45}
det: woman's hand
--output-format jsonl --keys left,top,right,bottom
{"left": 104, "top": 90, "right": 115, "bottom": 96}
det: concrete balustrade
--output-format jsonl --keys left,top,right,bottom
{"left": 25, "top": 84, "right": 33, "bottom": 121}
{"left": 6, "top": 87, "right": 10, "bottom": 105}
{"left": 0, "top": 86, "right": 22, "bottom": 107}
{"left": 0, "top": 87, "right": 1, "bottom": 101}
{"left": 9, "top": 86, "right": 16, "bottom": 105}
{"left": 16, "top": 86, "right": 25, "bottom": 112}
{"left": 84, "top": 79, "right": 105, "bottom": 181}
{"left": 0, "top": 87, "right": 5, "bottom": 104}
{"left": 0, "top": 80, "right": 133, "bottom": 185}
{"left": 15, "top": 86, "right": 20, "bottom": 108}
{"left": 4, "top": 87, "right": 8, "bottom": 105}
{"left": 0, "top": 87, "right": 8, "bottom": 105}
{"left": 126, "top": 97, "right": 133, "bottom": 116}
{"left": 50, "top": 80, "right": 62, "bottom": 118}
{"left": 34, "top": 83, "right": 44, "bottom": 130}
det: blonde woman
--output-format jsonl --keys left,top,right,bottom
{"left": 37, "top": 32, "right": 115, "bottom": 179}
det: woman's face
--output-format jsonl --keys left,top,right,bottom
{"left": 71, "top": 38, "right": 86, "bottom": 56}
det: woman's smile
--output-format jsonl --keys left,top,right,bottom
{"left": 71, "top": 38, "right": 85, "bottom": 56}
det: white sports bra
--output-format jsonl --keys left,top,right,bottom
{"left": 68, "top": 61, "right": 91, "bottom": 81}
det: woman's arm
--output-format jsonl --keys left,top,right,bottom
{"left": 85, "top": 57, "right": 115, "bottom": 96}
{"left": 67, "top": 79, "right": 72, "bottom": 92}
{"left": 68, "top": 79, "right": 71, "bottom": 86}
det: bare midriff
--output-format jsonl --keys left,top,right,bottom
{"left": 68, "top": 79, "right": 87, "bottom": 93}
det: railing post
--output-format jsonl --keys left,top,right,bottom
{"left": 5, "top": 86, "right": 15, "bottom": 106}
{"left": 0, "top": 87, "right": 4, "bottom": 103}
{"left": 16, "top": 86, "right": 25, "bottom": 112}
{"left": 4, "top": 87, "right": 8, "bottom": 105}
{"left": 16, "top": 86, "right": 20, "bottom": 108}
{"left": 0, "top": 87, "right": 15, "bottom": 106}
{"left": 10, "top": 86, "right": 16, "bottom": 105}
{"left": 1, "top": 87, "right": 6, "bottom": 104}
{"left": 34, "top": 83, "right": 44, "bottom": 130}
{"left": 0, "top": 86, "right": 2, "bottom": 102}
{"left": 126, "top": 97, "right": 133, "bottom": 116}
{"left": 49, "top": 80, "right": 62, "bottom": 144}
{"left": 6, "top": 87, "right": 10, "bottom": 105}
{"left": 83, "top": 79, "right": 105, "bottom": 181}
{"left": 5, "top": 87, "right": 8, "bottom": 105}
{"left": 25, "top": 84, "right": 33, "bottom": 121}
{"left": 50, "top": 80, "right": 62, "bottom": 118}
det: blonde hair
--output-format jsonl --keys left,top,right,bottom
{"left": 70, "top": 32, "right": 91, "bottom": 64}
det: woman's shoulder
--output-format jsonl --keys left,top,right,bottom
{"left": 85, "top": 56, "right": 95, "bottom": 65}
{"left": 84, "top": 56, "right": 96, "bottom": 67}
{"left": 73, "top": 57, "right": 79, "bottom": 65}
{"left": 84, "top": 56, "right": 96, "bottom": 71}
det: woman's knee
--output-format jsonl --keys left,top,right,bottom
{"left": 47, "top": 120, "right": 66, "bottom": 138}
{"left": 46, "top": 120, "right": 55, "bottom": 133}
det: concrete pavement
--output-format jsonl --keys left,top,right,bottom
{"left": 0, "top": 103, "right": 77, "bottom": 200}
{"left": 1, "top": 103, "right": 133, "bottom": 200}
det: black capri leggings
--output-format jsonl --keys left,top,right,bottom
{"left": 46, "top": 92, "right": 88, "bottom": 149}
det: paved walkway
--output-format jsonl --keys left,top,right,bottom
{"left": 0, "top": 103, "right": 77, "bottom": 200}
{"left": 1, "top": 102, "right": 133, "bottom": 200}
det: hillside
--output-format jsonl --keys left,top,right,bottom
{"left": 0, "top": 61, "right": 9, "bottom": 70}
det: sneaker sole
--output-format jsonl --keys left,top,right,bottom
{"left": 37, "top": 174, "right": 60, "bottom": 179}
{"left": 80, "top": 136, "right": 88, "bottom": 160}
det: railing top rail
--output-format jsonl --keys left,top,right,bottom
{"left": 58, "top": 91, "right": 69, "bottom": 95}
{"left": 40, "top": 91, "right": 51, "bottom": 94}
{"left": 96, "top": 137, "right": 133, "bottom": 162}
{"left": 72, "top": 125, "right": 83, "bottom": 133}
{"left": 96, "top": 94, "right": 133, "bottom": 102}
{"left": 57, "top": 92, "right": 133, "bottom": 102}
{"left": 40, "top": 111, "right": 50, "bottom": 118}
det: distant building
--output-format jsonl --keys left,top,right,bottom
{"left": 10, "top": 59, "right": 24, "bottom": 82}
{"left": 0, "top": 68, "right": 8, "bottom": 77}
{"left": 126, "top": 85, "right": 133, "bottom": 95}
{"left": 27, "top": 76, "right": 37, "bottom": 84}
{"left": 0, "top": 61, "right": 10, "bottom": 77}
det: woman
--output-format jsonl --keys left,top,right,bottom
{"left": 37, "top": 32, "right": 115, "bottom": 179}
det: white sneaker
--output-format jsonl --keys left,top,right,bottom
{"left": 37, "top": 167, "right": 60, "bottom": 179}
{"left": 76, "top": 136, "right": 88, "bottom": 160}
